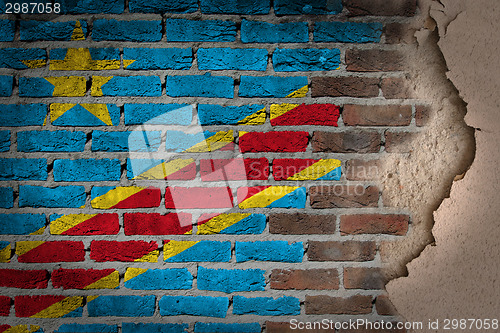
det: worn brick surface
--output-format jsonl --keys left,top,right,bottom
{"left": 346, "top": 49, "right": 406, "bottom": 72}
{"left": 305, "top": 295, "right": 373, "bottom": 314}
{"left": 308, "top": 241, "right": 377, "bottom": 261}
{"left": 270, "top": 269, "right": 339, "bottom": 290}
{"left": 343, "top": 104, "right": 412, "bottom": 126}
{"left": 311, "top": 76, "right": 380, "bottom": 98}
{"left": 269, "top": 213, "right": 336, "bottom": 234}
{"left": 312, "top": 131, "right": 381, "bottom": 153}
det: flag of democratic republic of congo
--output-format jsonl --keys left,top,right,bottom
{"left": 50, "top": 214, "right": 119, "bottom": 235}
{"left": 237, "top": 186, "right": 307, "bottom": 209}
{"left": 272, "top": 159, "right": 341, "bottom": 181}
{"left": 90, "top": 186, "right": 161, "bottom": 209}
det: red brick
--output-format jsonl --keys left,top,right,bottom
{"left": 311, "top": 77, "right": 380, "bottom": 98}
{"left": 308, "top": 241, "right": 376, "bottom": 261}
{"left": 415, "top": 105, "right": 431, "bottom": 127}
{"left": 312, "top": 131, "right": 381, "bottom": 153}
{"left": 90, "top": 240, "right": 158, "bottom": 262}
{"left": 385, "top": 131, "right": 418, "bottom": 153}
{"left": 270, "top": 269, "right": 339, "bottom": 290}
{"left": 52, "top": 268, "right": 118, "bottom": 290}
{"left": 0, "top": 269, "right": 49, "bottom": 289}
{"left": 200, "top": 158, "right": 269, "bottom": 181}
{"left": 310, "top": 185, "right": 379, "bottom": 208}
{"left": 270, "top": 104, "right": 340, "bottom": 126}
{"left": 340, "top": 214, "right": 409, "bottom": 235}
{"left": 239, "top": 131, "right": 308, "bottom": 153}
{"left": 381, "top": 77, "right": 414, "bottom": 99}
{"left": 269, "top": 213, "right": 336, "bottom": 234}
{"left": 0, "top": 296, "right": 11, "bottom": 316}
{"left": 346, "top": 159, "right": 381, "bottom": 181}
{"left": 16, "top": 241, "right": 85, "bottom": 263}
{"left": 340, "top": 325, "right": 406, "bottom": 333}
{"left": 266, "top": 322, "right": 332, "bottom": 333}
{"left": 346, "top": 49, "right": 406, "bottom": 72}
{"left": 124, "top": 213, "right": 192, "bottom": 235}
{"left": 165, "top": 187, "right": 233, "bottom": 209}
{"left": 343, "top": 105, "right": 412, "bottom": 126}
{"left": 344, "top": 267, "right": 386, "bottom": 289}
{"left": 15, "top": 295, "right": 83, "bottom": 317}
{"left": 376, "top": 295, "right": 399, "bottom": 316}
{"left": 305, "top": 295, "right": 373, "bottom": 315}
{"left": 344, "top": 0, "right": 417, "bottom": 16}
{"left": 384, "top": 23, "right": 417, "bottom": 44}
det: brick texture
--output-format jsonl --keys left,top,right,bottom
{"left": 308, "top": 241, "right": 377, "bottom": 261}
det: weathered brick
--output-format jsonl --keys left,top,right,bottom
{"left": 273, "top": 48, "right": 340, "bottom": 71}
{"left": 270, "top": 103, "right": 340, "bottom": 126}
{"left": 53, "top": 159, "right": 121, "bottom": 182}
{"left": 274, "top": 0, "right": 342, "bottom": 15}
{"left": 266, "top": 322, "right": 331, "bottom": 333}
{"left": 124, "top": 268, "right": 192, "bottom": 290}
{"left": 198, "top": 104, "right": 265, "bottom": 126}
{"left": 20, "top": 20, "right": 88, "bottom": 41}
{"left": 385, "top": 131, "right": 418, "bottom": 153}
{"left": 50, "top": 213, "right": 120, "bottom": 235}
{"left": 88, "top": 295, "right": 155, "bottom": 317}
{"left": 195, "top": 323, "right": 261, "bottom": 333}
{"left": 235, "top": 241, "right": 303, "bottom": 263}
{"left": 166, "top": 130, "right": 234, "bottom": 152}
{"left": 339, "top": 324, "right": 406, "bottom": 333}
{"left": 123, "top": 213, "right": 192, "bottom": 235}
{"left": 308, "top": 241, "right": 376, "bottom": 261}
{"left": 91, "top": 131, "right": 161, "bottom": 152}
{"left": 0, "top": 104, "right": 46, "bottom": 126}
{"left": 198, "top": 48, "right": 268, "bottom": 71}
{"left": 0, "top": 158, "right": 47, "bottom": 180}
{"left": 384, "top": 23, "right": 417, "bottom": 44}
{"left": 270, "top": 269, "right": 339, "bottom": 290}
{"left": 127, "top": 158, "right": 196, "bottom": 180}
{"left": 55, "top": 324, "right": 118, "bottom": 333}
{"left": 416, "top": 105, "right": 431, "bottom": 127}
{"left": 92, "top": 19, "right": 162, "bottom": 42}
{"left": 159, "top": 296, "right": 229, "bottom": 318}
{"left": 201, "top": 0, "right": 269, "bottom": 14}
{"left": 0, "top": 213, "right": 45, "bottom": 234}
{"left": 376, "top": 295, "right": 399, "bottom": 315}
{"left": 343, "top": 104, "right": 412, "bottom": 126}
{"left": 50, "top": 103, "right": 120, "bottom": 126}
{"left": 165, "top": 187, "right": 233, "bottom": 209}
{"left": 52, "top": 268, "right": 119, "bottom": 290}
{"left": 310, "top": 185, "right": 379, "bottom": 208}
{"left": 344, "top": 267, "right": 386, "bottom": 289}
{"left": 123, "top": 323, "right": 188, "bottom": 333}
{"left": 381, "top": 77, "right": 414, "bottom": 99}
{"left": 124, "top": 48, "right": 192, "bottom": 70}
{"left": 315, "top": 21, "right": 383, "bottom": 43}
{"left": 19, "top": 186, "right": 85, "bottom": 208}
{"left": 237, "top": 186, "right": 307, "bottom": 209}
{"left": 17, "top": 130, "right": 86, "bottom": 152}
{"left": 16, "top": 241, "right": 85, "bottom": 263}
{"left": 20, "top": 76, "right": 87, "bottom": 97}
{"left": 0, "top": 76, "right": 13, "bottom": 96}
{"left": 239, "top": 131, "right": 308, "bottom": 152}
{"left": 344, "top": 0, "right": 417, "bottom": 16}
{"left": 0, "top": 48, "right": 46, "bottom": 69}
{"left": 311, "top": 76, "right": 380, "bottom": 98}
{"left": 197, "top": 213, "right": 266, "bottom": 235}
{"left": 15, "top": 295, "right": 84, "bottom": 318}
{"left": 200, "top": 158, "right": 269, "bottom": 181}
{"left": 0, "top": 187, "right": 13, "bottom": 208}
{"left": 166, "top": 19, "right": 236, "bottom": 42}
{"left": 0, "top": 131, "right": 9, "bottom": 152}
{"left": 233, "top": 296, "right": 300, "bottom": 316}
{"left": 241, "top": 20, "right": 308, "bottom": 43}
{"left": 305, "top": 295, "right": 373, "bottom": 314}
{"left": 90, "top": 240, "right": 159, "bottom": 263}
{"left": 91, "top": 76, "right": 162, "bottom": 96}
{"left": 346, "top": 49, "right": 406, "bottom": 72}
{"left": 197, "top": 266, "right": 265, "bottom": 293}
{"left": 0, "top": 269, "right": 49, "bottom": 289}
{"left": 60, "top": 0, "right": 124, "bottom": 14}
{"left": 0, "top": 241, "right": 11, "bottom": 263}
{"left": 164, "top": 240, "right": 231, "bottom": 262}
{"left": 124, "top": 103, "right": 192, "bottom": 125}
{"left": 49, "top": 48, "right": 120, "bottom": 71}
{"left": 312, "top": 131, "right": 381, "bottom": 153}
{"left": 167, "top": 74, "right": 234, "bottom": 98}
{"left": 239, "top": 76, "right": 308, "bottom": 98}
{"left": 340, "top": 214, "right": 410, "bottom": 235}
{"left": 0, "top": 20, "right": 15, "bottom": 41}
{"left": 273, "top": 158, "right": 341, "bottom": 180}
{"left": 346, "top": 159, "right": 381, "bottom": 181}
{"left": 129, "top": 0, "right": 197, "bottom": 13}
{"left": 0, "top": 296, "right": 10, "bottom": 316}
{"left": 269, "top": 213, "right": 336, "bottom": 234}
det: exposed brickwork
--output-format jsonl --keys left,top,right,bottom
{"left": 308, "top": 241, "right": 377, "bottom": 261}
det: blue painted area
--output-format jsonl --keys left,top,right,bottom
{"left": 55, "top": 324, "right": 118, "bottom": 332}
{"left": 122, "top": 323, "right": 189, "bottom": 333}
{"left": 129, "top": 0, "right": 197, "bottom": 13}
{"left": 220, "top": 214, "right": 266, "bottom": 234}
{"left": 241, "top": 20, "right": 308, "bottom": 43}
{"left": 93, "top": 19, "right": 162, "bottom": 42}
{"left": 159, "top": 296, "right": 229, "bottom": 318}
{"left": 0, "top": 187, "right": 13, "bottom": 208}
{"left": 92, "top": 131, "right": 161, "bottom": 152}
{"left": 61, "top": 307, "right": 83, "bottom": 318}
{"left": 195, "top": 323, "right": 261, "bottom": 333}
{"left": 0, "top": 131, "right": 9, "bottom": 152}
{"left": 268, "top": 187, "right": 307, "bottom": 208}
{"left": 200, "top": 0, "right": 269, "bottom": 14}
{"left": 0, "top": 241, "right": 9, "bottom": 250}
{"left": 235, "top": 241, "right": 304, "bottom": 262}
{"left": 127, "top": 159, "right": 161, "bottom": 179}
{"left": 51, "top": 104, "right": 119, "bottom": 127}
{"left": 197, "top": 266, "right": 265, "bottom": 293}
{"left": 0, "top": 20, "right": 14, "bottom": 41}
{"left": 0, "top": 48, "right": 46, "bottom": 69}
{"left": 166, "top": 130, "right": 228, "bottom": 152}
{"left": 167, "top": 74, "right": 234, "bottom": 98}
{"left": 0, "top": 158, "right": 47, "bottom": 180}
{"left": 124, "top": 104, "right": 192, "bottom": 125}
{"left": 19, "top": 77, "right": 56, "bottom": 97}
{"left": 20, "top": 20, "right": 88, "bottom": 41}
{"left": 124, "top": 268, "right": 193, "bottom": 290}
{"left": 166, "top": 19, "right": 236, "bottom": 42}
{"left": 273, "top": 48, "right": 341, "bottom": 71}
{"left": 53, "top": 159, "right": 121, "bottom": 182}
{"left": 59, "top": 0, "right": 124, "bottom": 14}
{"left": 97, "top": 76, "right": 162, "bottom": 97}
{"left": 0, "top": 76, "right": 12, "bottom": 96}
{"left": 314, "top": 21, "right": 383, "bottom": 43}
{"left": 198, "top": 48, "right": 268, "bottom": 71}
{"left": 19, "top": 185, "right": 86, "bottom": 208}
{"left": 233, "top": 296, "right": 301, "bottom": 315}
{"left": 239, "top": 76, "right": 308, "bottom": 97}
{"left": 50, "top": 48, "right": 119, "bottom": 61}
{"left": 17, "top": 131, "right": 86, "bottom": 152}
{"left": 274, "top": 0, "right": 342, "bottom": 15}
{"left": 88, "top": 295, "right": 155, "bottom": 317}
{"left": 90, "top": 186, "right": 115, "bottom": 200}
{"left": 198, "top": 104, "right": 265, "bottom": 125}
{"left": 317, "top": 166, "right": 342, "bottom": 180}
{"left": 165, "top": 241, "right": 231, "bottom": 262}
{"left": 0, "top": 214, "right": 45, "bottom": 234}
{"left": 124, "top": 48, "right": 192, "bottom": 70}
